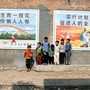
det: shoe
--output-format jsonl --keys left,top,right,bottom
{"left": 66, "top": 62, "right": 70, "bottom": 65}
{"left": 29, "top": 69, "right": 31, "bottom": 71}
{"left": 27, "top": 69, "right": 29, "bottom": 72}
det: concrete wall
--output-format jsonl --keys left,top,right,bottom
{"left": 0, "top": 0, "right": 90, "bottom": 67}
{"left": 0, "top": 50, "right": 25, "bottom": 68}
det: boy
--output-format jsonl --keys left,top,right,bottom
{"left": 65, "top": 39, "right": 72, "bottom": 65}
{"left": 54, "top": 41, "right": 60, "bottom": 65}
{"left": 24, "top": 45, "right": 33, "bottom": 72}
{"left": 48, "top": 44, "right": 54, "bottom": 64}
{"left": 59, "top": 39, "right": 65, "bottom": 64}
{"left": 42, "top": 37, "right": 50, "bottom": 53}
{"left": 35, "top": 42, "right": 43, "bottom": 65}
{"left": 42, "top": 51, "right": 48, "bottom": 65}
{"left": 42, "top": 37, "right": 50, "bottom": 64}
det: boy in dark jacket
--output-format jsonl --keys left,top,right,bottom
{"left": 48, "top": 44, "right": 54, "bottom": 64}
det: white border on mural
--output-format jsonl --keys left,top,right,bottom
{"left": 0, "top": 9, "right": 39, "bottom": 49}
{"left": 53, "top": 10, "right": 90, "bottom": 50}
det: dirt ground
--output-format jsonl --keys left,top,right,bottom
{"left": 0, "top": 70, "right": 90, "bottom": 85}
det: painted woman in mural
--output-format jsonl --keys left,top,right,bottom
{"left": 85, "top": 33, "right": 90, "bottom": 47}
{"left": 80, "top": 28, "right": 88, "bottom": 44}
{"left": 80, "top": 28, "right": 90, "bottom": 47}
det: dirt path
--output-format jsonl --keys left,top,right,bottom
{"left": 0, "top": 70, "right": 90, "bottom": 85}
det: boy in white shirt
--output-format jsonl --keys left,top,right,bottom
{"left": 54, "top": 41, "right": 59, "bottom": 65}
{"left": 59, "top": 39, "right": 65, "bottom": 64}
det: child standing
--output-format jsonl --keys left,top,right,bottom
{"left": 65, "top": 39, "right": 72, "bottom": 65}
{"left": 48, "top": 44, "right": 55, "bottom": 64}
{"left": 42, "top": 37, "right": 50, "bottom": 53}
{"left": 54, "top": 41, "right": 60, "bottom": 65}
{"left": 42, "top": 37, "right": 50, "bottom": 64}
{"left": 59, "top": 39, "right": 65, "bottom": 64}
{"left": 42, "top": 51, "right": 48, "bottom": 65}
{"left": 24, "top": 45, "right": 33, "bottom": 72}
{"left": 35, "top": 42, "right": 43, "bottom": 65}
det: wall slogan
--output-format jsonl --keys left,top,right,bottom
{"left": 53, "top": 10, "right": 90, "bottom": 50}
{"left": 0, "top": 9, "right": 39, "bottom": 49}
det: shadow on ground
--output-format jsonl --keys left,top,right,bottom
{"left": 1, "top": 79, "right": 90, "bottom": 90}
{"left": 44, "top": 79, "right": 90, "bottom": 90}
{"left": 11, "top": 81, "right": 43, "bottom": 90}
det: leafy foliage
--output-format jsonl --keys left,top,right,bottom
{"left": 0, "top": 33, "right": 36, "bottom": 40}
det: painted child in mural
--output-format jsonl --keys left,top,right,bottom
{"left": 86, "top": 38, "right": 90, "bottom": 47}
{"left": 11, "top": 35, "right": 16, "bottom": 45}
{"left": 35, "top": 42, "right": 43, "bottom": 65}
{"left": 42, "top": 37, "right": 50, "bottom": 64}
{"left": 66, "top": 31, "right": 70, "bottom": 39}
{"left": 48, "top": 44, "right": 55, "bottom": 64}
{"left": 59, "top": 39, "right": 65, "bottom": 64}
{"left": 65, "top": 39, "right": 72, "bottom": 65}
{"left": 54, "top": 41, "right": 60, "bottom": 65}
{"left": 24, "top": 45, "right": 34, "bottom": 72}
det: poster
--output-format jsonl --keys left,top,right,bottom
{"left": 53, "top": 10, "right": 90, "bottom": 50}
{"left": 0, "top": 9, "right": 39, "bottom": 49}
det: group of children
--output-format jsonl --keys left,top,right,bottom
{"left": 24, "top": 37, "right": 72, "bottom": 71}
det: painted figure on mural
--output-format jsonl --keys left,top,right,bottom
{"left": 11, "top": 35, "right": 16, "bottom": 45}
{"left": 80, "top": 28, "right": 90, "bottom": 47}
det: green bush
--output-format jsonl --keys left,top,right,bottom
{"left": 0, "top": 33, "right": 36, "bottom": 40}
